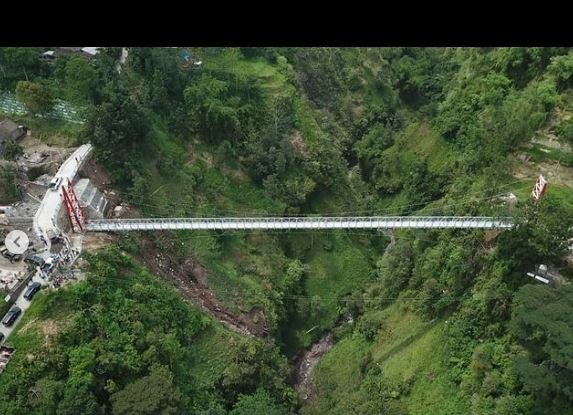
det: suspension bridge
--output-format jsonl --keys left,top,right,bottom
{"left": 83, "top": 216, "right": 514, "bottom": 232}
{"left": 51, "top": 145, "right": 528, "bottom": 234}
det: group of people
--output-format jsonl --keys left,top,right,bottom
{"left": 36, "top": 239, "right": 80, "bottom": 286}
{"left": 51, "top": 271, "right": 80, "bottom": 288}
{"left": 0, "top": 274, "right": 19, "bottom": 292}
{"left": 38, "top": 260, "right": 56, "bottom": 280}
{"left": 59, "top": 245, "right": 80, "bottom": 267}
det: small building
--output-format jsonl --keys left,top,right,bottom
{"left": 0, "top": 120, "right": 26, "bottom": 156}
{"left": 54, "top": 47, "right": 99, "bottom": 59}
{"left": 80, "top": 47, "right": 100, "bottom": 57}
{"left": 55, "top": 47, "right": 82, "bottom": 57}
{"left": 41, "top": 50, "right": 56, "bottom": 60}
{"left": 0, "top": 120, "right": 25, "bottom": 143}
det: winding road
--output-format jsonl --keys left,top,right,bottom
{"left": 33, "top": 144, "right": 92, "bottom": 249}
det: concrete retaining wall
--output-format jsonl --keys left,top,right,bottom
{"left": 7, "top": 269, "right": 35, "bottom": 302}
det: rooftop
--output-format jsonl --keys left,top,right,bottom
{"left": 0, "top": 120, "right": 19, "bottom": 133}
{"left": 80, "top": 47, "right": 100, "bottom": 56}
{"left": 0, "top": 120, "right": 23, "bottom": 142}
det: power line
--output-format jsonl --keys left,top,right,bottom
{"left": 109, "top": 176, "right": 533, "bottom": 219}
{"left": 79, "top": 273, "right": 466, "bottom": 304}
{"left": 108, "top": 174, "right": 530, "bottom": 215}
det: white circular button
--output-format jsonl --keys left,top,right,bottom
{"left": 4, "top": 230, "right": 29, "bottom": 255}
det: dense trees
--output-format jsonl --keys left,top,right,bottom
{"left": 16, "top": 80, "right": 54, "bottom": 115}
{"left": 0, "top": 167, "right": 19, "bottom": 203}
{"left": 110, "top": 365, "right": 184, "bottom": 415}
{"left": 62, "top": 56, "right": 100, "bottom": 103}
{"left": 497, "top": 195, "right": 573, "bottom": 276}
{"left": 3, "top": 47, "right": 573, "bottom": 414}
{"left": 376, "top": 238, "right": 414, "bottom": 298}
{"left": 181, "top": 49, "right": 266, "bottom": 145}
{"left": 230, "top": 389, "right": 287, "bottom": 415}
{"left": 184, "top": 74, "right": 242, "bottom": 143}
{"left": 219, "top": 337, "right": 296, "bottom": 407}
{"left": 0, "top": 47, "right": 43, "bottom": 89}
{"left": 82, "top": 47, "right": 573, "bottom": 413}
{"left": 0, "top": 249, "right": 295, "bottom": 414}
{"left": 367, "top": 194, "right": 572, "bottom": 412}
{"left": 382, "top": 47, "right": 455, "bottom": 112}
{"left": 86, "top": 83, "right": 149, "bottom": 185}
{"left": 2, "top": 142, "right": 23, "bottom": 161}
{"left": 403, "top": 158, "right": 445, "bottom": 208}
{"left": 434, "top": 49, "right": 561, "bottom": 176}
{"left": 289, "top": 48, "right": 347, "bottom": 109}
{"left": 511, "top": 284, "right": 573, "bottom": 413}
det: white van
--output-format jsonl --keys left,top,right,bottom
{"left": 41, "top": 255, "right": 58, "bottom": 274}
{"left": 49, "top": 176, "right": 62, "bottom": 191}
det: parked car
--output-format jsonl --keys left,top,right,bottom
{"left": 2, "top": 306, "right": 21, "bottom": 327}
{"left": 49, "top": 176, "right": 62, "bottom": 191}
{"left": 1, "top": 248, "right": 22, "bottom": 263}
{"left": 24, "top": 255, "right": 45, "bottom": 267}
{"left": 23, "top": 282, "right": 42, "bottom": 301}
{"left": 41, "top": 256, "right": 58, "bottom": 273}
{"left": 50, "top": 234, "right": 65, "bottom": 244}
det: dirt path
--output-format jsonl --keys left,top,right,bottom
{"left": 293, "top": 333, "right": 335, "bottom": 402}
{"left": 140, "top": 238, "right": 267, "bottom": 337}
{"left": 82, "top": 232, "right": 116, "bottom": 251}
{"left": 77, "top": 157, "right": 266, "bottom": 338}
{"left": 511, "top": 154, "right": 573, "bottom": 188}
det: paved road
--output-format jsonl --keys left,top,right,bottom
{"left": 0, "top": 271, "right": 46, "bottom": 344}
{"left": 0, "top": 144, "right": 93, "bottom": 344}
{"left": 33, "top": 144, "right": 93, "bottom": 250}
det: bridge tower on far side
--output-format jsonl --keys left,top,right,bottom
{"left": 531, "top": 175, "right": 548, "bottom": 202}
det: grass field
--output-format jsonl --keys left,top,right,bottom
{"left": 1, "top": 112, "right": 84, "bottom": 147}
{"left": 281, "top": 230, "right": 379, "bottom": 355}
{"left": 526, "top": 144, "right": 573, "bottom": 167}
{"left": 187, "top": 324, "right": 240, "bottom": 389}
{"left": 307, "top": 302, "right": 470, "bottom": 414}
{"left": 0, "top": 289, "right": 75, "bottom": 381}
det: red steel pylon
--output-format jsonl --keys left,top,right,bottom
{"left": 531, "top": 175, "right": 548, "bottom": 202}
{"left": 61, "top": 179, "right": 86, "bottom": 232}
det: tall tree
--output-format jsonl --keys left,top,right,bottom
{"left": 111, "top": 366, "right": 184, "bottom": 415}
{"left": 510, "top": 284, "right": 573, "bottom": 412}
{"left": 230, "top": 389, "right": 287, "bottom": 415}
{"left": 86, "top": 83, "right": 149, "bottom": 183}
{"left": 15, "top": 80, "right": 54, "bottom": 115}
{"left": 0, "top": 47, "right": 42, "bottom": 88}
{"left": 184, "top": 74, "right": 239, "bottom": 143}
{"left": 64, "top": 56, "right": 99, "bottom": 103}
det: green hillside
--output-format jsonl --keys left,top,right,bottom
{"left": 1, "top": 47, "right": 573, "bottom": 414}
